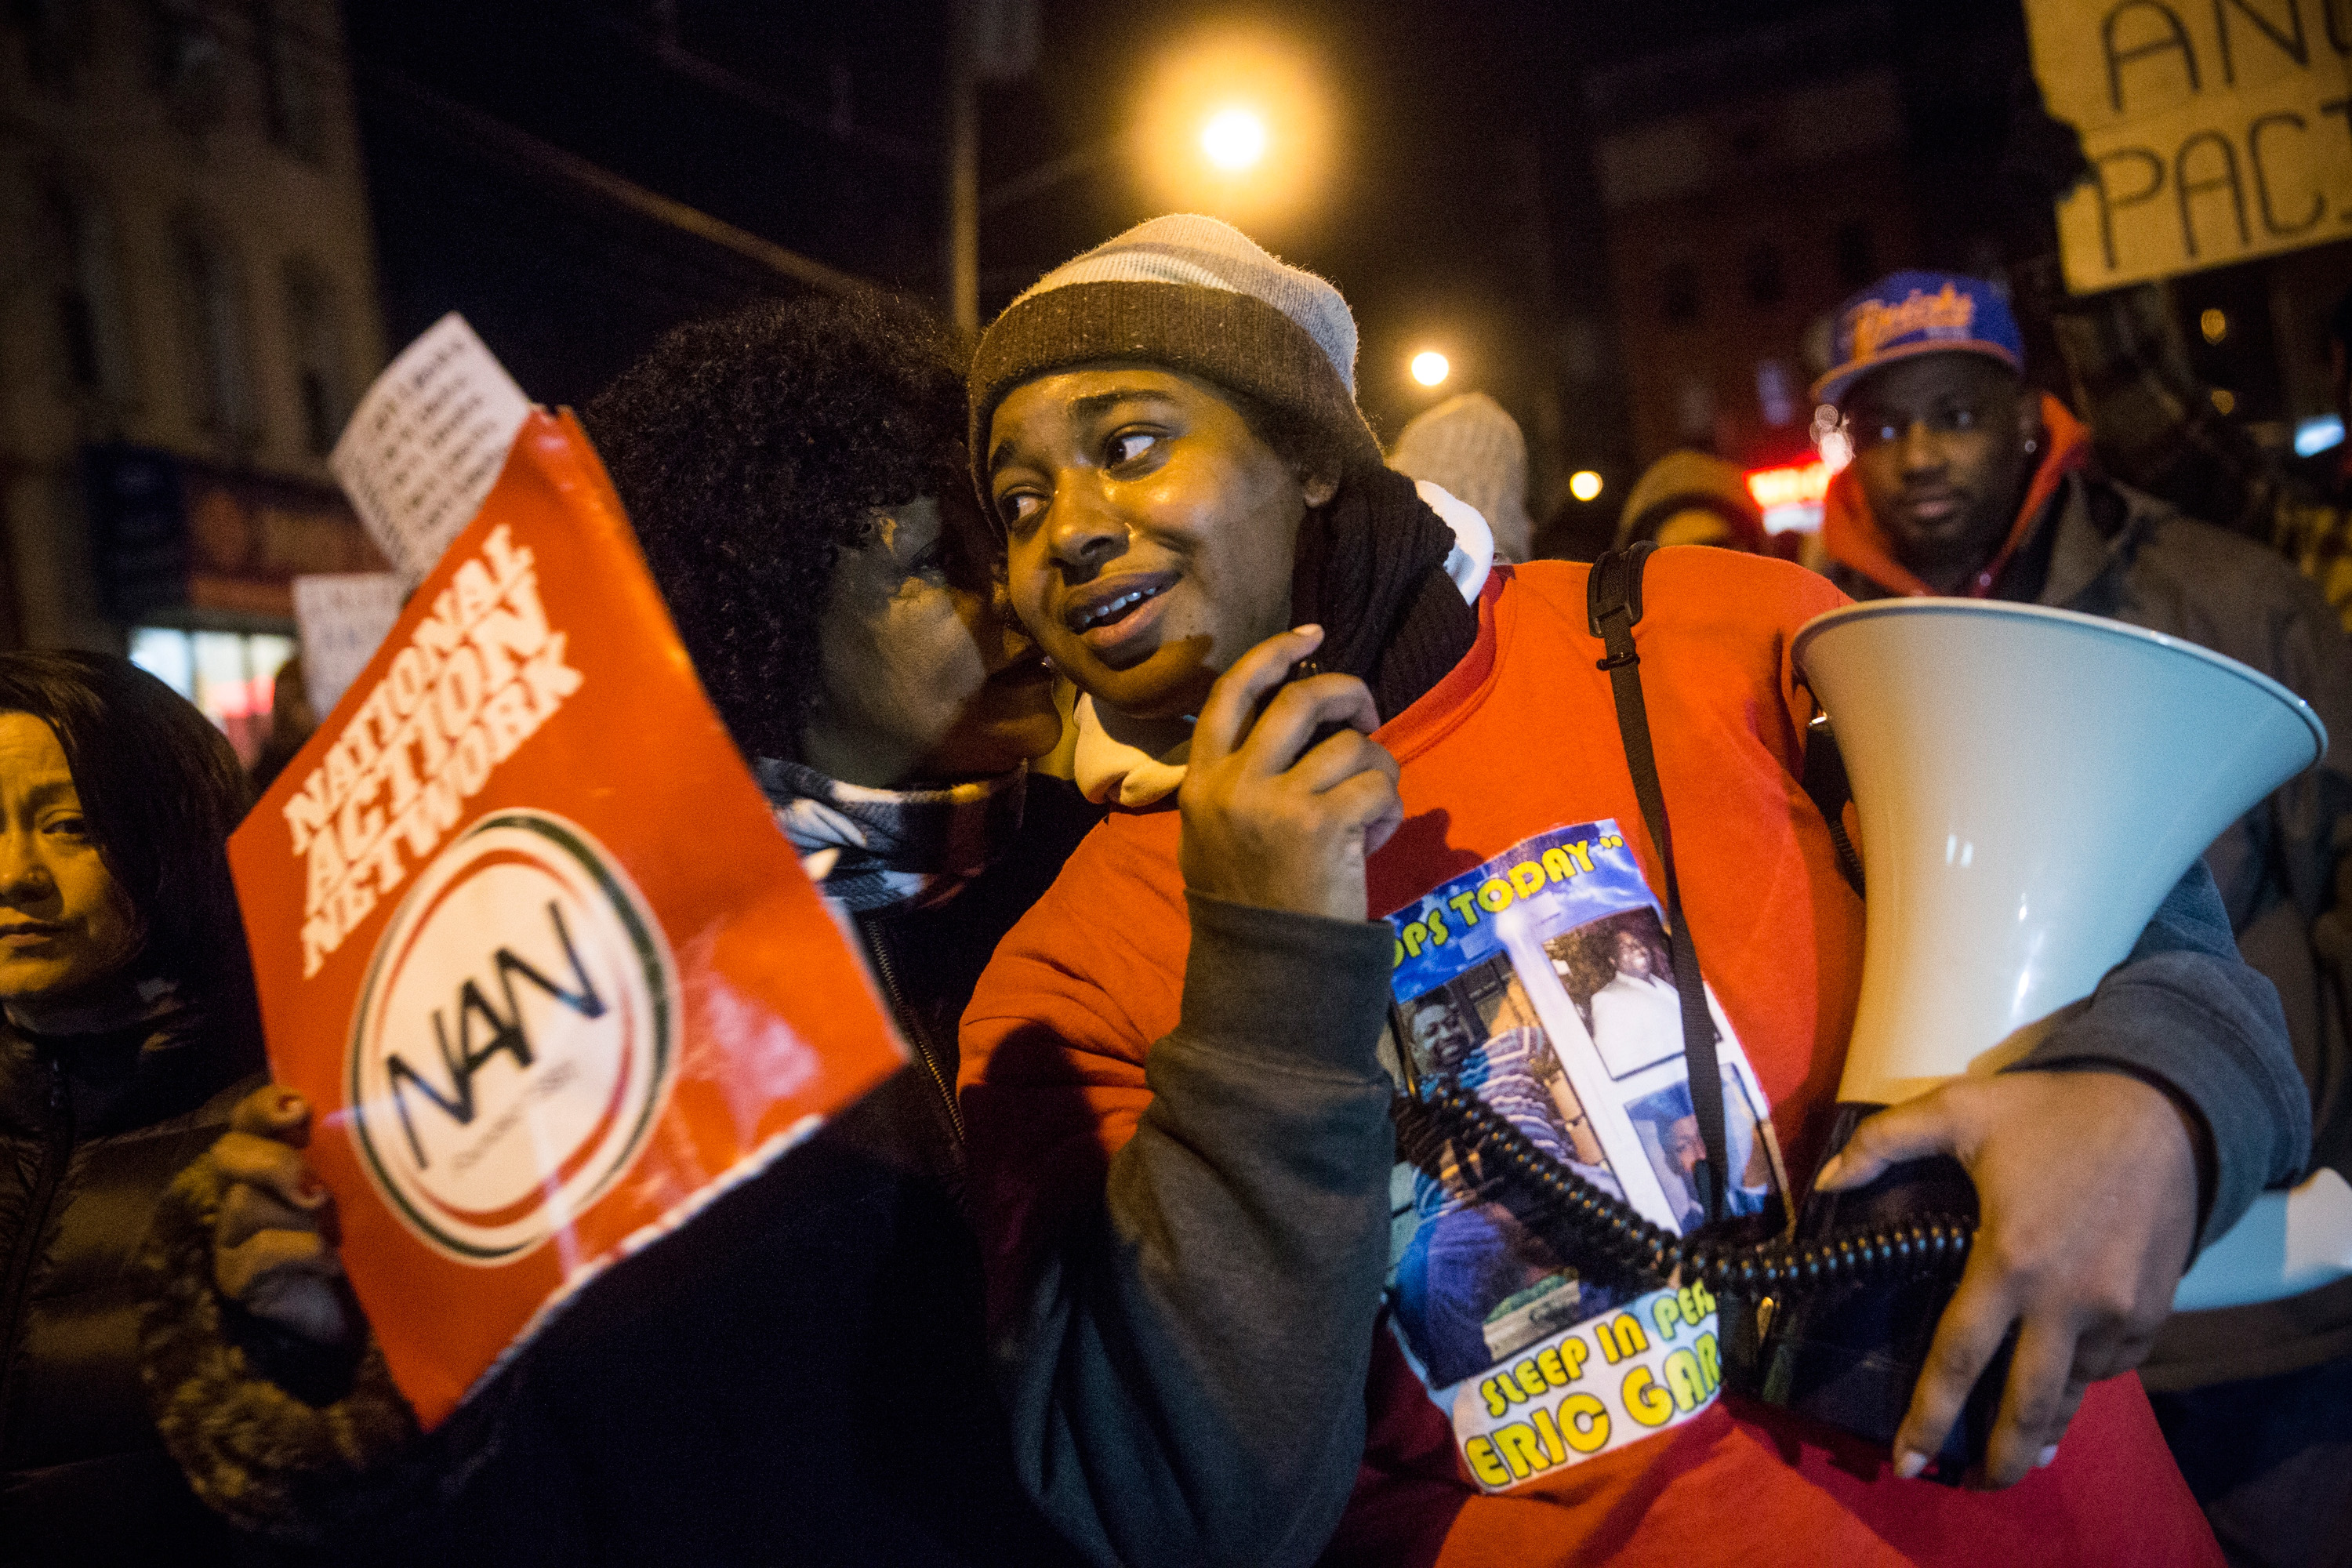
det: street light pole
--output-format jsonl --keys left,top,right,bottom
{"left": 946, "top": 0, "right": 980, "bottom": 336}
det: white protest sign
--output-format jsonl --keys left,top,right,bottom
{"left": 2028, "top": 0, "right": 2352, "bottom": 293}
{"left": 329, "top": 314, "right": 532, "bottom": 586}
{"left": 292, "top": 572, "right": 405, "bottom": 715}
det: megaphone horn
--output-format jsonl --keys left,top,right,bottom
{"left": 1792, "top": 597, "right": 2345, "bottom": 1313}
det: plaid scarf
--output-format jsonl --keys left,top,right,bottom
{"left": 753, "top": 757, "right": 1028, "bottom": 915}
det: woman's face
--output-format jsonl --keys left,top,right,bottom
{"left": 0, "top": 713, "right": 143, "bottom": 1006}
{"left": 985, "top": 366, "right": 1335, "bottom": 722}
{"left": 798, "top": 490, "right": 1063, "bottom": 788}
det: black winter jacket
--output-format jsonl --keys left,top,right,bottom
{"left": 141, "top": 778, "right": 1103, "bottom": 1567}
{"left": 0, "top": 1005, "right": 261, "bottom": 1566}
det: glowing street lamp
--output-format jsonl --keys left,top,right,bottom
{"left": 1138, "top": 28, "right": 1328, "bottom": 223}
{"left": 1569, "top": 470, "right": 1604, "bottom": 503}
{"left": 1410, "top": 350, "right": 1450, "bottom": 387}
{"left": 1201, "top": 107, "right": 1269, "bottom": 172}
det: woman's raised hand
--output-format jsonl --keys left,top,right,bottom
{"left": 1178, "top": 626, "right": 1403, "bottom": 923}
{"left": 211, "top": 1085, "right": 358, "bottom": 1346}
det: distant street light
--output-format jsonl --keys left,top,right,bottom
{"left": 960, "top": 27, "right": 1327, "bottom": 329}
{"left": 1201, "top": 107, "right": 1268, "bottom": 172}
{"left": 1569, "top": 470, "right": 1604, "bottom": 503}
{"left": 1410, "top": 350, "right": 1450, "bottom": 387}
{"left": 1138, "top": 27, "right": 1327, "bottom": 224}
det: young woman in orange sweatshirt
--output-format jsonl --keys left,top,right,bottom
{"left": 953, "top": 215, "right": 2305, "bottom": 1568}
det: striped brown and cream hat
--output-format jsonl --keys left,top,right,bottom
{"left": 969, "top": 213, "right": 1384, "bottom": 489}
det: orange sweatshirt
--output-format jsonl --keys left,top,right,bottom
{"left": 960, "top": 551, "right": 2222, "bottom": 1566}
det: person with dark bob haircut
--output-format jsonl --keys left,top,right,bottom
{"left": 0, "top": 652, "right": 267, "bottom": 1564}
{"left": 139, "top": 292, "right": 1097, "bottom": 1567}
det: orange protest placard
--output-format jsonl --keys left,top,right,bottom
{"left": 230, "top": 409, "right": 905, "bottom": 1428}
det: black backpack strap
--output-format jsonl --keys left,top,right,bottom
{"left": 1586, "top": 543, "right": 1731, "bottom": 1225}
{"left": 1802, "top": 713, "right": 1867, "bottom": 898}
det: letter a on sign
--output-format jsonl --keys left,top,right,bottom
{"left": 2026, "top": 0, "right": 2352, "bottom": 289}
{"left": 233, "top": 343, "right": 905, "bottom": 1429}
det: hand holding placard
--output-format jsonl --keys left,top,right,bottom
{"left": 238, "top": 339, "right": 904, "bottom": 1428}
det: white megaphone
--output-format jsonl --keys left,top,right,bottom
{"left": 1791, "top": 598, "right": 2352, "bottom": 1316}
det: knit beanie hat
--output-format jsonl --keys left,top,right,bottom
{"left": 1617, "top": 450, "right": 1765, "bottom": 551}
{"left": 970, "top": 214, "right": 1385, "bottom": 488}
{"left": 1388, "top": 392, "right": 1533, "bottom": 561}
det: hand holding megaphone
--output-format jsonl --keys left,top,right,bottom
{"left": 1815, "top": 1067, "right": 2203, "bottom": 1487}
{"left": 1769, "top": 597, "right": 2339, "bottom": 1484}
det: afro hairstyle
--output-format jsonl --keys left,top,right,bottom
{"left": 581, "top": 291, "right": 970, "bottom": 765}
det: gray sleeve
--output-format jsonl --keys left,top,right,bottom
{"left": 998, "top": 893, "right": 1398, "bottom": 1568}
{"left": 2009, "top": 858, "right": 2311, "bottom": 1249}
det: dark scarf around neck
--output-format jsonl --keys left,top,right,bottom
{"left": 1290, "top": 464, "right": 1481, "bottom": 720}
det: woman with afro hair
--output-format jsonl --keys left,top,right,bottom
{"left": 139, "top": 292, "right": 1097, "bottom": 1567}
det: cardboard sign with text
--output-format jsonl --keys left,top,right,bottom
{"left": 230, "top": 409, "right": 905, "bottom": 1428}
{"left": 2027, "top": 0, "right": 2352, "bottom": 292}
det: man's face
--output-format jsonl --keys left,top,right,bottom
{"left": 1664, "top": 1114, "right": 1707, "bottom": 1179}
{"left": 985, "top": 365, "right": 1335, "bottom": 723}
{"left": 1843, "top": 354, "right": 2038, "bottom": 593}
{"left": 1612, "top": 929, "right": 1652, "bottom": 980}
{"left": 1412, "top": 1004, "right": 1472, "bottom": 1069}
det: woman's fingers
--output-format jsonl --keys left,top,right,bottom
{"left": 1192, "top": 626, "right": 1326, "bottom": 764}
{"left": 1321, "top": 768, "right": 1405, "bottom": 841}
{"left": 219, "top": 1174, "right": 335, "bottom": 1253}
{"left": 216, "top": 1226, "right": 341, "bottom": 1302}
{"left": 213, "top": 1131, "right": 330, "bottom": 1220}
{"left": 1236, "top": 675, "right": 1384, "bottom": 778}
{"left": 1813, "top": 1094, "right": 1958, "bottom": 1192}
{"left": 1980, "top": 1319, "right": 2087, "bottom": 1486}
{"left": 229, "top": 1083, "right": 312, "bottom": 1146}
{"left": 1893, "top": 1253, "right": 2017, "bottom": 1479}
{"left": 1283, "top": 720, "right": 1403, "bottom": 797}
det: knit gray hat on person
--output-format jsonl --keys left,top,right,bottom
{"left": 1389, "top": 392, "right": 1533, "bottom": 562}
{"left": 969, "top": 213, "right": 1385, "bottom": 490}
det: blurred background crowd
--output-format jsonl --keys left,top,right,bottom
{"left": 7, "top": 0, "right": 2347, "bottom": 753}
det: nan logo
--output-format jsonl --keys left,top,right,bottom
{"left": 347, "top": 810, "right": 676, "bottom": 1265}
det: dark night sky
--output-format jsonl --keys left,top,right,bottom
{"left": 343, "top": 0, "right": 2028, "bottom": 482}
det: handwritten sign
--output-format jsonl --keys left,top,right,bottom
{"left": 292, "top": 572, "right": 404, "bottom": 713}
{"left": 2028, "top": 0, "right": 2352, "bottom": 292}
{"left": 328, "top": 314, "right": 532, "bottom": 586}
{"left": 237, "top": 407, "right": 904, "bottom": 1428}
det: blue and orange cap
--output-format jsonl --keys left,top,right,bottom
{"left": 1813, "top": 270, "right": 2024, "bottom": 407}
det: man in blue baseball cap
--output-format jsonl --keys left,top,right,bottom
{"left": 1813, "top": 271, "right": 2049, "bottom": 597}
{"left": 1819, "top": 269, "right": 2352, "bottom": 1568}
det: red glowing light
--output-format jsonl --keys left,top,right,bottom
{"left": 1746, "top": 461, "right": 1831, "bottom": 510}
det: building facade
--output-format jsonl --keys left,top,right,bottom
{"left": 1588, "top": 5, "right": 1922, "bottom": 473}
{"left": 1, "top": 0, "right": 387, "bottom": 760}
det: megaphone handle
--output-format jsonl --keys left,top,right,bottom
{"left": 1395, "top": 1081, "right": 1994, "bottom": 1481}
{"left": 1393, "top": 1079, "right": 1973, "bottom": 1300}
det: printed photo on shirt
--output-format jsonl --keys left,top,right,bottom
{"left": 1391, "top": 955, "right": 1634, "bottom": 1387}
{"left": 1381, "top": 819, "right": 1780, "bottom": 1473}
{"left": 1544, "top": 911, "right": 1681, "bottom": 1079}
{"left": 1623, "top": 1070, "right": 1774, "bottom": 1232}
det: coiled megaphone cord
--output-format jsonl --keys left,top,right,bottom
{"left": 1396, "top": 1077, "right": 1976, "bottom": 1299}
